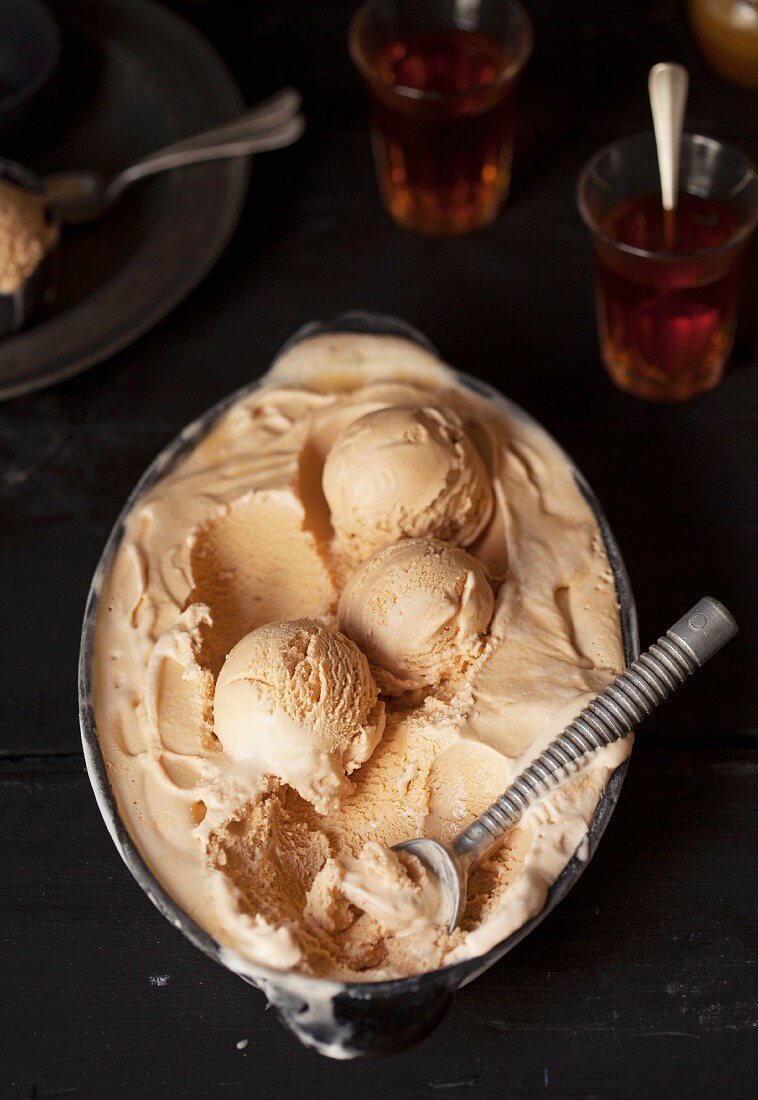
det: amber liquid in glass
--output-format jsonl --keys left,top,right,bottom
{"left": 367, "top": 28, "right": 518, "bottom": 235}
{"left": 595, "top": 192, "right": 744, "bottom": 401}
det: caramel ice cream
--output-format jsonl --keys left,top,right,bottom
{"left": 214, "top": 619, "right": 385, "bottom": 813}
{"left": 92, "top": 331, "right": 628, "bottom": 982}
{"left": 322, "top": 404, "right": 493, "bottom": 558}
{"left": 308, "top": 843, "right": 444, "bottom": 936}
{"left": 338, "top": 538, "right": 494, "bottom": 694}
{"left": 0, "top": 177, "right": 56, "bottom": 294}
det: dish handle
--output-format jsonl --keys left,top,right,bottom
{"left": 254, "top": 970, "right": 457, "bottom": 1059}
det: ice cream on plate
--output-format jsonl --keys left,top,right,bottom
{"left": 92, "top": 331, "right": 628, "bottom": 981}
{"left": 0, "top": 177, "right": 57, "bottom": 294}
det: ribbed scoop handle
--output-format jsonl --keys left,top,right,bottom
{"left": 453, "top": 598, "right": 737, "bottom": 865}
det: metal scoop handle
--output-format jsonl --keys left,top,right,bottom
{"left": 452, "top": 597, "right": 737, "bottom": 869}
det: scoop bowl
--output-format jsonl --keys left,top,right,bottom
{"left": 394, "top": 597, "right": 736, "bottom": 944}
{"left": 391, "top": 838, "right": 466, "bottom": 932}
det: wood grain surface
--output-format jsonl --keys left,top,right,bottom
{"left": 1, "top": 1, "right": 756, "bottom": 1096}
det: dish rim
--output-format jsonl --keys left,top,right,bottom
{"left": 0, "top": 0, "right": 249, "bottom": 401}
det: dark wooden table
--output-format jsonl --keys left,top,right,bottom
{"left": 2, "top": 1, "right": 756, "bottom": 1096}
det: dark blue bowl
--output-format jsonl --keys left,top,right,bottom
{"left": 0, "top": 0, "right": 61, "bottom": 139}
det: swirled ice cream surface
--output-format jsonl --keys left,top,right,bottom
{"left": 92, "top": 333, "right": 629, "bottom": 980}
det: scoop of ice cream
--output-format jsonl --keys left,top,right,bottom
{"left": 0, "top": 178, "right": 56, "bottom": 294}
{"left": 322, "top": 404, "right": 493, "bottom": 559}
{"left": 338, "top": 538, "right": 494, "bottom": 694}
{"left": 213, "top": 618, "right": 385, "bottom": 813}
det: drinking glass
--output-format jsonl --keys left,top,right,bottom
{"left": 577, "top": 133, "right": 758, "bottom": 402}
{"left": 349, "top": 0, "right": 533, "bottom": 236}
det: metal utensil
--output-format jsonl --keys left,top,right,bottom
{"left": 395, "top": 596, "right": 737, "bottom": 932}
{"left": 44, "top": 87, "right": 304, "bottom": 224}
{"left": 649, "top": 62, "right": 689, "bottom": 215}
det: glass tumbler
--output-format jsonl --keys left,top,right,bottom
{"left": 349, "top": 0, "right": 533, "bottom": 236}
{"left": 577, "top": 133, "right": 758, "bottom": 402}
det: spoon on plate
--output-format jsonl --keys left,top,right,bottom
{"left": 394, "top": 596, "right": 737, "bottom": 931}
{"left": 43, "top": 87, "right": 304, "bottom": 225}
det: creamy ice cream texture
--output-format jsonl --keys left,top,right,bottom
{"left": 214, "top": 619, "right": 385, "bottom": 813}
{"left": 322, "top": 404, "right": 493, "bottom": 558}
{"left": 92, "top": 332, "right": 628, "bottom": 982}
{"left": 308, "top": 843, "right": 445, "bottom": 937}
{"left": 338, "top": 538, "right": 494, "bottom": 694}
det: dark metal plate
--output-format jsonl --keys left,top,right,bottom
{"left": 0, "top": 0, "right": 248, "bottom": 400}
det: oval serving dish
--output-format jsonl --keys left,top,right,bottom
{"left": 79, "top": 312, "right": 638, "bottom": 1059}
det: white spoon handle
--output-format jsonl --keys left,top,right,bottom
{"left": 649, "top": 62, "right": 689, "bottom": 212}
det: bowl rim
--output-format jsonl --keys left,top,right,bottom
{"left": 78, "top": 311, "right": 638, "bottom": 998}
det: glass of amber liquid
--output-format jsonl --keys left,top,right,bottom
{"left": 577, "top": 133, "right": 758, "bottom": 401}
{"left": 349, "top": 0, "right": 533, "bottom": 236}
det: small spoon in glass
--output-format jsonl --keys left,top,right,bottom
{"left": 43, "top": 87, "right": 304, "bottom": 225}
{"left": 394, "top": 597, "right": 737, "bottom": 932}
{"left": 648, "top": 62, "right": 689, "bottom": 249}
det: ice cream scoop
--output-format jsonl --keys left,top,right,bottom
{"left": 214, "top": 618, "right": 385, "bottom": 813}
{"left": 322, "top": 404, "right": 493, "bottom": 559}
{"left": 338, "top": 537, "right": 494, "bottom": 693}
{"left": 394, "top": 598, "right": 738, "bottom": 931}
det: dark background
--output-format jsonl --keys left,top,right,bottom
{"left": 1, "top": 0, "right": 756, "bottom": 1096}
